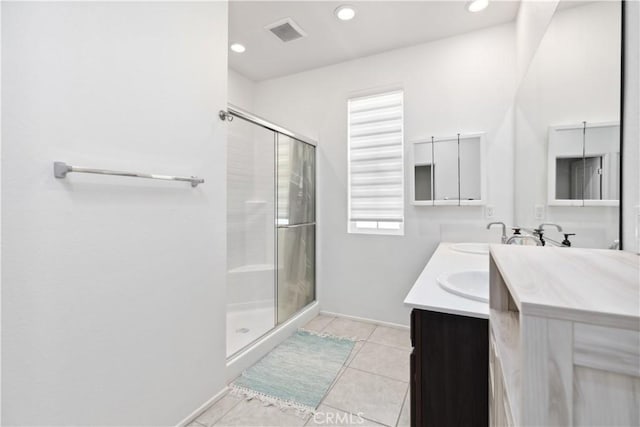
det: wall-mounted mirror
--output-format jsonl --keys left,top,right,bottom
{"left": 548, "top": 121, "right": 620, "bottom": 206}
{"left": 411, "top": 133, "right": 486, "bottom": 206}
{"left": 514, "top": 0, "right": 621, "bottom": 249}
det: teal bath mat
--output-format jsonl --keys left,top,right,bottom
{"left": 231, "top": 330, "right": 355, "bottom": 413}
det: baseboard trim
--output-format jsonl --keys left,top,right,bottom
{"left": 175, "top": 386, "right": 229, "bottom": 427}
{"left": 319, "top": 310, "right": 409, "bottom": 330}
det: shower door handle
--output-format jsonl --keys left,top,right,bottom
{"left": 276, "top": 223, "right": 315, "bottom": 229}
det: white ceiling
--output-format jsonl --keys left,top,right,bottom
{"left": 229, "top": 1, "right": 521, "bottom": 81}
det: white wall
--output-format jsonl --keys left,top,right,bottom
{"left": 623, "top": 0, "right": 640, "bottom": 253}
{"left": 514, "top": 1, "right": 621, "bottom": 248}
{"left": 515, "top": 0, "right": 559, "bottom": 83}
{"left": 228, "top": 68, "right": 256, "bottom": 111}
{"left": 1, "top": 2, "right": 228, "bottom": 425}
{"left": 252, "top": 24, "right": 516, "bottom": 325}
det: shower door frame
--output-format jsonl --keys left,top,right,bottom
{"left": 227, "top": 104, "right": 317, "bottom": 355}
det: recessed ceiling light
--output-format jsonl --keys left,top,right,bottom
{"left": 467, "top": 0, "right": 489, "bottom": 12}
{"left": 230, "top": 43, "right": 246, "bottom": 53}
{"left": 335, "top": 5, "right": 356, "bottom": 21}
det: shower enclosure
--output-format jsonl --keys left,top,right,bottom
{"left": 226, "top": 106, "right": 316, "bottom": 357}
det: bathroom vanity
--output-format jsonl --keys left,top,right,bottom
{"left": 489, "top": 245, "right": 639, "bottom": 426}
{"left": 406, "top": 242, "right": 639, "bottom": 427}
{"left": 404, "top": 243, "right": 490, "bottom": 427}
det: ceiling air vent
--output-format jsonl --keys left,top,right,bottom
{"left": 265, "top": 18, "right": 307, "bottom": 43}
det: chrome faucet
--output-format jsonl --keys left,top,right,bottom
{"left": 487, "top": 222, "right": 507, "bottom": 244}
{"left": 506, "top": 234, "right": 543, "bottom": 246}
{"left": 506, "top": 228, "right": 543, "bottom": 246}
{"left": 538, "top": 223, "right": 563, "bottom": 232}
{"left": 533, "top": 223, "right": 563, "bottom": 246}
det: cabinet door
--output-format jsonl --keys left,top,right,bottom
{"left": 433, "top": 140, "right": 459, "bottom": 201}
{"left": 459, "top": 136, "right": 482, "bottom": 201}
{"left": 411, "top": 309, "right": 489, "bottom": 427}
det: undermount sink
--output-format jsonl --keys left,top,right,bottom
{"left": 437, "top": 270, "right": 489, "bottom": 303}
{"left": 450, "top": 243, "right": 489, "bottom": 255}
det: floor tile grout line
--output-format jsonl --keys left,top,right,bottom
{"left": 365, "top": 339, "right": 412, "bottom": 351}
{"left": 317, "top": 316, "right": 337, "bottom": 333}
{"left": 318, "top": 363, "right": 348, "bottom": 407}
{"left": 362, "top": 324, "right": 376, "bottom": 341}
{"left": 319, "top": 367, "right": 408, "bottom": 425}
{"left": 345, "top": 365, "right": 410, "bottom": 384}
{"left": 320, "top": 403, "right": 393, "bottom": 427}
{"left": 367, "top": 326, "right": 411, "bottom": 349}
{"left": 394, "top": 384, "right": 410, "bottom": 427}
{"left": 324, "top": 366, "right": 345, "bottom": 397}
{"left": 318, "top": 338, "right": 364, "bottom": 409}
{"left": 316, "top": 337, "right": 360, "bottom": 409}
{"left": 207, "top": 393, "right": 244, "bottom": 427}
{"left": 360, "top": 339, "right": 412, "bottom": 352}
{"left": 315, "top": 319, "right": 408, "bottom": 409}
{"left": 344, "top": 341, "right": 365, "bottom": 368}
{"left": 319, "top": 317, "right": 376, "bottom": 342}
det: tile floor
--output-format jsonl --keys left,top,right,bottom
{"left": 190, "top": 315, "right": 411, "bottom": 427}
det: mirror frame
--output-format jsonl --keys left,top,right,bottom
{"left": 547, "top": 121, "right": 620, "bottom": 207}
{"left": 618, "top": 0, "right": 626, "bottom": 249}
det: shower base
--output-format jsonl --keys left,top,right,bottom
{"left": 226, "top": 300, "right": 275, "bottom": 357}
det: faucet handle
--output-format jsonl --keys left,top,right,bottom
{"left": 562, "top": 233, "right": 576, "bottom": 247}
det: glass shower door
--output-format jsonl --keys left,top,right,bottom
{"left": 276, "top": 135, "right": 316, "bottom": 323}
{"left": 226, "top": 116, "right": 276, "bottom": 357}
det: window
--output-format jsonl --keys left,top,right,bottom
{"left": 348, "top": 90, "right": 404, "bottom": 235}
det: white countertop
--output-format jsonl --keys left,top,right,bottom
{"left": 404, "top": 242, "right": 490, "bottom": 319}
{"left": 490, "top": 244, "right": 640, "bottom": 330}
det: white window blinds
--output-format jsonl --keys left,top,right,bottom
{"left": 348, "top": 90, "right": 404, "bottom": 230}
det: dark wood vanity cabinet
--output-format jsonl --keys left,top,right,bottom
{"left": 410, "top": 309, "right": 488, "bottom": 427}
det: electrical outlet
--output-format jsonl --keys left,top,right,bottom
{"left": 534, "top": 204, "right": 545, "bottom": 220}
{"left": 486, "top": 205, "right": 495, "bottom": 219}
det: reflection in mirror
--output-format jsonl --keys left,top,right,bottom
{"left": 555, "top": 157, "right": 600, "bottom": 200}
{"left": 548, "top": 122, "right": 620, "bottom": 205}
{"left": 413, "top": 139, "right": 435, "bottom": 203}
{"left": 583, "top": 124, "right": 620, "bottom": 201}
{"left": 414, "top": 164, "right": 433, "bottom": 201}
{"left": 515, "top": 0, "right": 621, "bottom": 248}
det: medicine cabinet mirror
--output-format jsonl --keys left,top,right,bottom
{"left": 411, "top": 133, "right": 486, "bottom": 206}
{"left": 548, "top": 122, "right": 620, "bottom": 206}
